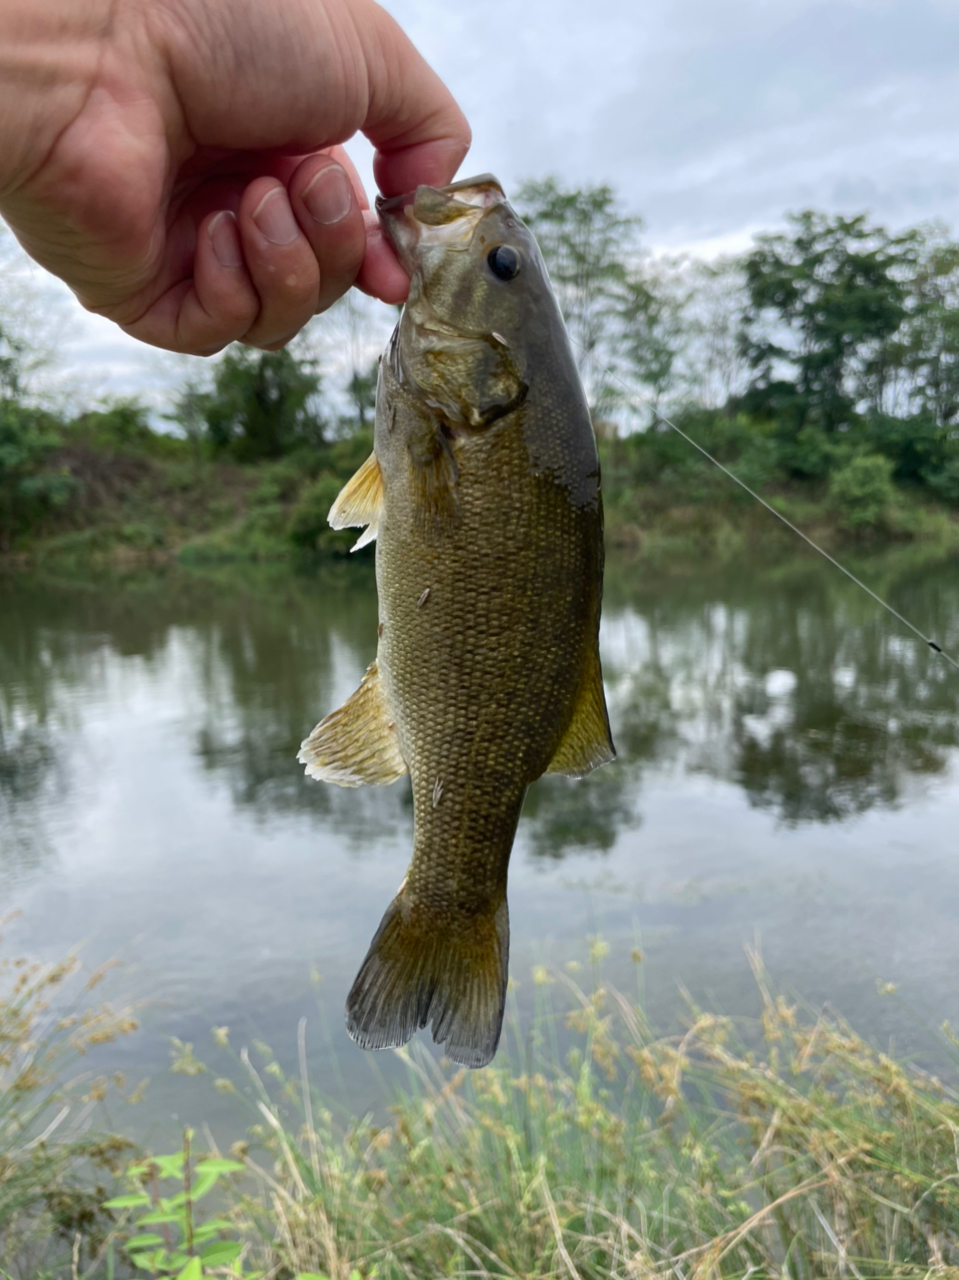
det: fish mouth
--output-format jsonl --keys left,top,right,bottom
{"left": 377, "top": 174, "right": 507, "bottom": 275}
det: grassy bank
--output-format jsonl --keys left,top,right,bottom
{"left": 0, "top": 404, "right": 378, "bottom": 568}
{"left": 7, "top": 939, "right": 959, "bottom": 1279}
{"left": 6, "top": 408, "right": 959, "bottom": 572}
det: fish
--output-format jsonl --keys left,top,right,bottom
{"left": 298, "top": 174, "right": 614, "bottom": 1067}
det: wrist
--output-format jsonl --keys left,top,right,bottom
{"left": 0, "top": 0, "right": 110, "bottom": 198}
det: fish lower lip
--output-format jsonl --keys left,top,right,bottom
{"left": 375, "top": 190, "right": 414, "bottom": 217}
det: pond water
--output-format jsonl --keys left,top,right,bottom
{"left": 2, "top": 548, "right": 959, "bottom": 1142}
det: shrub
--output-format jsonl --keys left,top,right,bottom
{"left": 828, "top": 451, "right": 896, "bottom": 530}
{"left": 0, "top": 402, "right": 74, "bottom": 547}
{"left": 286, "top": 473, "right": 356, "bottom": 553}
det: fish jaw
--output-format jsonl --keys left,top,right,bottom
{"left": 377, "top": 175, "right": 508, "bottom": 275}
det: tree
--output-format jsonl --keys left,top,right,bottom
{"left": 516, "top": 177, "right": 686, "bottom": 425}
{"left": 0, "top": 324, "right": 72, "bottom": 546}
{"left": 195, "top": 346, "right": 325, "bottom": 461}
{"left": 614, "top": 263, "right": 687, "bottom": 426}
{"left": 340, "top": 362, "right": 377, "bottom": 436}
{"left": 740, "top": 211, "right": 917, "bottom": 435}
{"left": 898, "top": 229, "right": 959, "bottom": 427}
{"left": 678, "top": 258, "right": 751, "bottom": 410}
{"left": 516, "top": 177, "right": 641, "bottom": 416}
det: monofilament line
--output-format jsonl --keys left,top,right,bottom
{"left": 577, "top": 325, "right": 958, "bottom": 670}
{"left": 652, "top": 409, "right": 959, "bottom": 672}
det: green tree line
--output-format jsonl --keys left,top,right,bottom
{"left": 4, "top": 179, "right": 959, "bottom": 552}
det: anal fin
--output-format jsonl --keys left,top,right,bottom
{"left": 298, "top": 660, "right": 407, "bottom": 787}
{"left": 328, "top": 452, "right": 384, "bottom": 552}
{"left": 545, "top": 649, "right": 616, "bottom": 778}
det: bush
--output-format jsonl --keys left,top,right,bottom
{"left": 828, "top": 451, "right": 896, "bottom": 530}
{"left": 198, "top": 347, "right": 325, "bottom": 462}
{"left": 65, "top": 402, "right": 175, "bottom": 457}
{"left": 862, "top": 410, "right": 943, "bottom": 485}
{"left": 0, "top": 402, "right": 74, "bottom": 547}
{"left": 924, "top": 454, "right": 959, "bottom": 506}
{"left": 286, "top": 473, "right": 356, "bottom": 553}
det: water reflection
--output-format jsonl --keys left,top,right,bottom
{"left": 2, "top": 552, "right": 958, "bottom": 872}
{"left": 600, "top": 556, "right": 959, "bottom": 826}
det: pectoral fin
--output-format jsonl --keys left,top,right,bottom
{"left": 328, "top": 452, "right": 384, "bottom": 551}
{"left": 298, "top": 660, "right": 407, "bottom": 787}
{"left": 546, "top": 652, "right": 616, "bottom": 778}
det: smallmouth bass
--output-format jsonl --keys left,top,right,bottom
{"left": 299, "top": 175, "right": 614, "bottom": 1067}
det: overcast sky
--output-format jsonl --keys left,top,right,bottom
{"left": 13, "top": 0, "right": 959, "bottom": 408}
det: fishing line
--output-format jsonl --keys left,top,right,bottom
{"left": 650, "top": 409, "right": 959, "bottom": 671}
{"left": 584, "top": 352, "right": 959, "bottom": 671}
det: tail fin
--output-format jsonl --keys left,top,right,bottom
{"left": 345, "top": 890, "right": 509, "bottom": 1068}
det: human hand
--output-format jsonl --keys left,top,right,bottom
{"left": 0, "top": 0, "right": 469, "bottom": 354}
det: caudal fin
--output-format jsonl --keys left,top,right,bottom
{"left": 345, "top": 891, "right": 509, "bottom": 1068}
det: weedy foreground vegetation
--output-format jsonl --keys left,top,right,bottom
{"left": 6, "top": 938, "right": 959, "bottom": 1280}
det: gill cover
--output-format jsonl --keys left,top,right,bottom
{"left": 379, "top": 176, "right": 529, "bottom": 429}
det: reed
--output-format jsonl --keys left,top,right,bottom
{"left": 222, "top": 946, "right": 959, "bottom": 1279}
{"left": 0, "top": 924, "right": 138, "bottom": 1280}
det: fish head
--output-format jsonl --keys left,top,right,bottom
{"left": 377, "top": 175, "right": 556, "bottom": 429}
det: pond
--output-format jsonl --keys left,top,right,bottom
{"left": 2, "top": 547, "right": 958, "bottom": 1142}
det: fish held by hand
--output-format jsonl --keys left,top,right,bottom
{"left": 298, "top": 174, "right": 614, "bottom": 1067}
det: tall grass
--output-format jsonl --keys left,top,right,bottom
{"left": 7, "top": 932, "right": 959, "bottom": 1278}
{"left": 0, "top": 923, "right": 139, "bottom": 1279}
{"left": 225, "top": 947, "right": 959, "bottom": 1279}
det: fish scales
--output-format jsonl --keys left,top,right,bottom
{"left": 298, "top": 174, "right": 614, "bottom": 1066}
{"left": 379, "top": 380, "right": 600, "bottom": 908}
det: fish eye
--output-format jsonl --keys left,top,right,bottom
{"left": 487, "top": 245, "right": 521, "bottom": 281}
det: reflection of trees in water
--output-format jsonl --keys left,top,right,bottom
{"left": 605, "top": 554, "right": 959, "bottom": 825}
{"left": 523, "top": 767, "right": 639, "bottom": 858}
{"left": 0, "top": 575, "right": 94, "bottom": 874}
{"left": 2, "top": 551, "right": 958, "bottom": 871}
{"left": 184, "top": 564, "right": 413, "bottom": 843}
{"left": 0, "top": 725, "right": 60, "bottom": 873}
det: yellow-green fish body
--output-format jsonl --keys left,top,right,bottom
{"left": 299, "top": 175, "right": 614, "bottom": 1066}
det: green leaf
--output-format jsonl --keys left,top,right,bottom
{"left": 195, "top": 1157, "right": 245, "bottom": 1174}
{"left": 126, "top": 1233, "right": 166, "bottom": 1249}
{"left": 192, "top": 1220, "right": 235, "bottom": 1241}
{"left": 129, "top": 1249, "right": 164, "bottom": 1270}
{"left": 294, "top": 1274, "right": 332, "bottom": 1280}
{"left": 200, "top": 1240, "right": 242, "bottom": 1265}
{"left": 103, "top": 1193, "right": 152, "bottom": 1209}
{"left": 175, "top": 1260, "right": 202, "bottom": 1280}
{"left": 138, "top": 1208, "right": 186, "bottom": 1226}
{"left": 129, "top": 1154, "right": 185, "bottom": 1179}
{"left": 189, "top": 1170, "right": 219, "bottom": 1201}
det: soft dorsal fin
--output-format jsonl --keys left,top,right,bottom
{"left": 328, "top": 452, "right": 384, "bottom": 551}
{"left": 545, "top": 650, "right": 616, "bottom": 778}
{"left": 298, "top": 660, "right": 407, "bottom": 787}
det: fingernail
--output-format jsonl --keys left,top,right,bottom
{"left": 252, "top": 187, "right": 298, "bottom": 245}
{"left": 302, "top": 165, "right": 352, "bottom": 225}
{"left": 209, "top": 211, "right": 243, "bottom": 267}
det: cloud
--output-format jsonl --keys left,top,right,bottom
{"left": 384, "top": 0, "right": 959, "bottom": 250}
{"left": 10, "top": 0, "right": 959, "bottom": 391}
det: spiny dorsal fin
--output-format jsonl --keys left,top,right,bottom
{"left": 545, "top": 649, "right": 616, "bottom": 778}
{"left": 346, "top": 889, "right": 509, "bottom": 1068}
{"left": 328, "top": 452, "right": 384, "bottom": 552}
{"left": 298, "top": 660, "right": 407, "bottom": 787}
